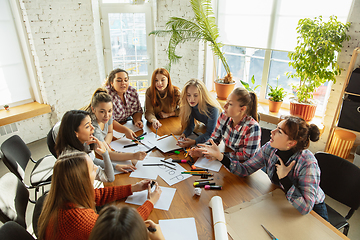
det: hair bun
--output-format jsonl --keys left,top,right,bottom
{"left": 309, "top": 124, "right": 320, "bottom": 142}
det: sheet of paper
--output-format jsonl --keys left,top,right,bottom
{"left": 158, "top": 158, "right": 192, "bottom": 186}
{"left": 129, "top": 157, "right": 164, "bottom": 180}
{"left": 110, "top": 137, "right": 151, "bottom": 154}
{"left": 156, "top": 134, "right": 182, "bottom": 153}
{"left": 113, "top": 160, "right": 133, "bottom": 175}
{"left": 139, "top": 132, "right": 157, "bottom": 149}
{"left": 125, "top": 186, "right": 176, "bottom": 211}
{"left": 159, "top": 218, "right": 199, "bottom": 240}
{"left": 122, "top": 120, "right": 142, "bottom": 133}
{"left": 112, "top": 130, "right": 124, "bottom": 139}
{"left": 194, "top": 157, "right": 222, "bottom": 172}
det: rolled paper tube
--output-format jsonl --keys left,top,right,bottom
{"left": 209, "top": 196, "right": 227, "bottom": 240}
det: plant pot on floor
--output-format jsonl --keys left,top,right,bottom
{"left": 268, "top": 99, "right": 282, "bottom": 113}
{"left": 290, "top": 101, "right": 317, "bottom": 121}
{"left": 214, "top": 81, "right": 235, "bottom": 100}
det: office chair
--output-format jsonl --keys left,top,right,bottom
{"left": 0, "top": 135, "right": 56, "bottom": 202}
{"left": 32, "top": 193, "right": 47, "bottom": 237}
{"left": 0, "top": 173, "right": 29, "bottom": 228}
{"left": 0, "top": 221, "right": 35, "bottom": 240}
{"left": 46, "top": 126, "right": 57, "bottom": 158}
{"left": 315, "top": 152, "right": 360, "bottom": 236}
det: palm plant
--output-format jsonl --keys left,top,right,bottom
{"left": 149, "top": 0, "right": 233, "bottom": 83}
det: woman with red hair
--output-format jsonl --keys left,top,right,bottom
{"left": 145, "top": 68, "right": 181, "bottom": 129}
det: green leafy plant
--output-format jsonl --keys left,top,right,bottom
{"left": 149, "top": 0, "right": 233, "bottom": 83}
{"left": 286, "top": 15, "right": 351, "bottom": 104}
{"left": 241, "top": 75, "right": 260, "bottom": 92}
{"left": 268, "top": 76, "right": 286, "bottom": 102}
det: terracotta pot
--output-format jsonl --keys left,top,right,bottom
{"left": 214, "top": 81, "right": 235, "bottom": 100}
{"left": 289, "top": 101, "right": 317, "bottom": 121}
{"left": 268, "top": 99, "right": 282, "bottom": 113}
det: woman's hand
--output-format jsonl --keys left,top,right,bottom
{"left": 152, "top": 120, "right": 162, "bottom": 130}
{"left": 148, "top": 182, "right": 162, "bottom": 205}
{"left": 131, "top": 179, "right": 151, "bottom": 192}
{"left": 188, "top": 146, "right": 204, "bottom": 158}
{"left": 133, "top": 151, "right": 147, "bottom": 160}
{"left": 177, "top": 137, "right": 196, "bottom": 148}
{"left": 135, "top": 120, "right": 143, "bottom": 129}
{"left": 276, "top": 157, "right": 296, "bottom": 179}
{"left": 88, "top": 136, "right": 107, "bottom": 155}
{"left": 198, "top": 139, "right": 222, "bottom": 161}
{"left": 123, "top": 127, "right": 137, "bottom": 140}
{"left": 145, "top": 220, "right": 165, "bottom": 240}
{"left": 115, "top": 164, "right": 137, "bottom": 173}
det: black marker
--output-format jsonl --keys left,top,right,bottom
{"left": 124, "top": 143, "right": 138, "bottom": 148}
{"left": 150, "top": 180, "right": 156, "bottom": 188}
{"left": 146, "top": 146, "right": 156, "bottom": 153}
{"left": 148, "top": 226, "right": 157, "bottom": 232}
{"left": 136, "top": 132, "right": 147, "bottom": 140}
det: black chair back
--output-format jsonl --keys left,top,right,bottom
{"left": 1, "top": 135, "right": 31, "bottom": 181}
{"left": 0, "top": 221, "right": 35, "bottom": 240}
{"left": 32, "top": 193, "right": 47, "bottom": 237}
{"left": 46, "top": 127, "right": 57, "bottom": 158}
{"left": 0, "top": 173, "right": 29, "bottom": 228}
{"left": 315, "top": 152, "right": 360, "bottom": 211}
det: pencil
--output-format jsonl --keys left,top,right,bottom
{"left": 171, "top": 133, "right": 178, "bottom": 141}
{"left": 157, "top": 134, "right": 171, "bottom": 141}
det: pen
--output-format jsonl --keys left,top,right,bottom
{"left": 123, "top": 143, "right": 138, "bottom": 148}
{"left": 156, "top": 128, "right": 158, "bottom": 138}
{"left": 147, "top": 226, "right": 157, "bottom": 232}
{"left": 160, "top": 159, "right": 176, "bottom": 166}
{"left": 146, "top": 146, "right": 156, "bottom": 153}
{"left": 143, "top": 163, "right": 164, "bottom": 166}
{"left": 195, "top": 178, "right": 214, "bottom": 182}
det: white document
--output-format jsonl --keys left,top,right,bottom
{"left": 156, "top": 134, "right": 182, "bottom": 153}
{"left": 158, "top": 159, "right": 192, "bottom": 186}
{"left": 139, "top": 132, "right": 157, "bottom": 149}
{"left": 122, "top": 120, "right": 142, "bottom": 133}
{"left": 112, "top": 130, "right": 124, "bottom": 139}
{"left": 129, "top": 157, "right": 164, "bottom": 180}
{"left": 194, "top": 157, "right": 222, "bottom": 172}
{"left": 110, "top": 137, "right": 151, "bottom": 153}
{"left": 125, "top": 186, "right": 176, "bottom": 211}
{"left": 159, "top": 218, "right": 199, "bottom": 240}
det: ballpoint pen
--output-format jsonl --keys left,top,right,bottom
{"left": 156, "top": 128, "right": 158, "bottom": 138}
{"left": 261, "top": 225, "right": 279, "bottom": 240}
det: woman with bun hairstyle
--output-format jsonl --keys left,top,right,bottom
{"left": 105, "top": 68, "right": 143, "bottom": 139}
{"left": 89, "top": 205, "right": 165, "bottom": 240}
{"left": 37, "top": 151, "right": 161, "bottom": 240}
{"left": 178, "top": 78, "right": 222, "bottom": 148}
{"left": 82, "top": 88, "right": 146, "bottom": 172}
{"left": 145, "top": 68, "right": 181, "bottom": 130}
{"left": 198, "top": 116, "right": 328, "bottom": 220}
{"left": 190, "top": 87, "right": 261, "bottom": 163}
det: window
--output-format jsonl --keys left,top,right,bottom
{"left": 0, "top": 0, "right": 35, "bottom": 107}
{"left": 215, "top": 0, "right": 353, "bottom": 116}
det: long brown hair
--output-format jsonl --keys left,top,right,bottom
{"left": 282, "top": 116, "right": 320, "bottom": 152}
{"left": 180, "top": 78, "right": 222, "bottom": 131}
{"left": 89, "top": 205, "right": 148, "bottom": 240}
{"left": 37, "top": 151, "right": 95, "bottom": 240}
{"left": 232, "top": 87, "right": 259, "bottom": 122}
{"left": 150, "top": 68, "right": 179, "bottom": 107}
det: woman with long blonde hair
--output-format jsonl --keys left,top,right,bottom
{"left": 37, "top": 151, "right": 161, "bottom": 240}
{"left": 178, "top": 79, "right": 222, "bottom": 148}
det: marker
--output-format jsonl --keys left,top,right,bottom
{"left": 174, "top": 150, "right": 180, "bottom": 155}
{"left": 182, "top": 171, "right": 209, "bottom": 174}
{"left": 146, "top": 146, "right": 156, "bottom": 153}
{"left": 193, "top": 181, "right": 212, "bottom": 186}
{"left": 164, "top": 165, "right": 176, "bottom": 170}
{"left": 194, "top": 182, "right": 216, "bottom": 187}
{"left": 191, "top": 168, "right": 208, "bottom": 172}
{"left": 204, "top": 185, "right": 222, "bottom": 190}
{"left": 143, "top": 163, "right": 164, "bottom": 166}
{"left": 150, "top": 180, "right": 156, "bottom": 188}
{"left": 172, "top": 159, "right": 187, "bottom": 163}
{"left": 124, "top": 143, "right": 138, "bottom": 148}
{"left": 148, "top": 226, "right": 157, "bottom": 232}
{"left": 136, "top": 132, "right": 147, "bottom": 140}
{"left": 160, "top": 159, "right": 176, "bottom": 166}
{"left": 195, "top": 178, "right": 214, "bottom": 182}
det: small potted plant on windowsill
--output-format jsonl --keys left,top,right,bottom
{"left": 268, "top": 78, "right": 286, "bottom": 113}
{"left": 4, "top": 105, "right": 9, "bottom": 111}
{"left": 287, "top": 15, "right": 351, "bottom": 121}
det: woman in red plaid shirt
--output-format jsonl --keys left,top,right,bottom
{"left": 190, "top": 87, "right": 261, "bottom": 163}
{"left": 105, "top": 69, "right": 144, "bottom": 139}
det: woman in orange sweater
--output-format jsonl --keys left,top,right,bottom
{"left": 37, "top": 151, "right": 161, "bottom": 240}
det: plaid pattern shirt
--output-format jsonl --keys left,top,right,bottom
{"left": 105, "top": 85, "right": 143, "bottom": 122}
{"left": 209, "top": 112, "right": 261, "bottom": 162}
{"left": 231, "top": 142, "right": 325, "bottom": 215}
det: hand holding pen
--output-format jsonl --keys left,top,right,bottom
{"left": 145, "top": 220, "right": 165, "bottom": 240}
{"left": 151, "top": 119, "right": 162, "bottom": 130}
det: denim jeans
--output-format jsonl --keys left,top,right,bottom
{"left": 313, "top": 201, "right": 329, "bottom": 222}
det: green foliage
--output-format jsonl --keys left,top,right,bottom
{"left": 241, "top": 75, "right": 260, "bottom": 92}
{"left": 287, "top": 15, "right": 351, "bottom": 104}
{"left": 268, "top": 77, "right": 286, "bottom": 102}
{"left": 149, "top": 0, "right": 230, "bottom": 74}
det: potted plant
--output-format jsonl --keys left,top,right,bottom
{"left": 267, "top": 76, "right": 286, "bottom": 113}
{"left": 4, "top": 105, "right": 9, "bottom": 111}
{"left": 286, "top": 15, "right": 351, "bottom": 121}
{"left": 149, "top": 0, "right": 234, "bottom": 100}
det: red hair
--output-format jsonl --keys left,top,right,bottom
{"left": 150, "top": 68, "right": 179, "bottom": 107}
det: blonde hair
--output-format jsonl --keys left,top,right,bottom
{"left": 179, "top": 79, "right": 222, "bottom": 131}
{"left": 37, "top": 151, "right": 95, "bottom": 240}
{"left": 81, "top": 88, "right": 112, "bottom": 113}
